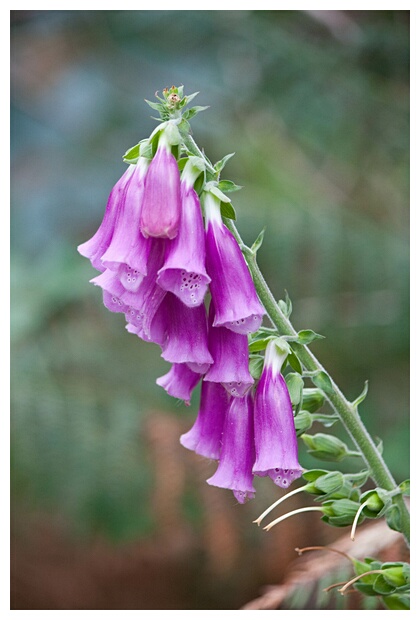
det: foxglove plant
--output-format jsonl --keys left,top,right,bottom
{"left": 78, "top": 86, "right": 410, "bottom": 610}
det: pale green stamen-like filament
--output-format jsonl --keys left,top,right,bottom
{"left": 253, "top": 485, "right": 307, "bottom": 526}
{"left": 263, "top": 506, "right": 324, "bottom": 532}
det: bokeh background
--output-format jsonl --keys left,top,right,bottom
{"left": 10, "top": 10, "right": 409, "bottom": 610}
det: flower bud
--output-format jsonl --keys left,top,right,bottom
{"left": 301, "top": 433, "right": 356, "bottom": 462}
{"left": 301, "top": 388, "right": 325, "bottom": 413}
{"left": 321, "top": 498, "right": 362, "bottom": 527}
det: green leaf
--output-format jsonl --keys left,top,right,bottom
{"left": 183, "top": 105, "right": 209, "bottom": 120}
{"left": 218, "top": 180, "right": 242, "bottom": 193}
{"left": 122, "top": 142, "right": 140, "bottom": 164}
{"left": 214, "top": 153, "right": 235, "bottom": 173}
{"left": 312, "top": 371, "right": 334, "bottom": 396}
{"left": 297, "top": 329, "right": 325, "bottom": 345}
{"left": 250, "top": 228, "right": 266, "bottom": 255}
{"left": 220, "top": 202, "right": 237, "bottom": 220}
{"left": 352, "top": 380, "right": 369, "bottom": 407}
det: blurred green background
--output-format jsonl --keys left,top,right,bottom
{"left": 11, "top": 10, "right": 409, "bottom": 610}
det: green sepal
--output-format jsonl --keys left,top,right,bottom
{"left": 385, "top": 504, "right": 402, "bottom": 533}
{"left": 296, "top": 329, "right": 325, "bottom": 345}
{"left": 399, "top": 479, "right": 410, "bottom": 496}
{"left": 144, "top": 99, "right": 166, "bottom": 112}
{"left": 352, "top": 380, "right": 369, "bottom": 407}
{"left": 302, "top": 469, "right": 328, "bottom": 483}
{"left": 218, "top": 180, "right": 242, "bottom": 193}
{"left": 310, "top": 413, "right": 339, "bottom": 428}
{"left": 248, "top": 337, "right": 272, "bottom": 353}
{"left": 182, "top": 105, "right": 209, "bottom": 120}
{"left": 359, "top": 489, "right": 391, "bottom": 518}
{"left": 220, "top": 202, "right": 237, "bottom": 220}
{"left": 249, "top": 355, "right": 264, "bottom": 381}
{"left": 122, "top": 142, "right": 140, "bottom": 164}
{"left": 293, "top": 410, "right": 312, "bottom": 436}
{"left": 381, "top": 562, "right": 410, "bottom": 588}
{"left": 214, "top": 153, "right": 235, "bottom": 173}
{"left": 287, "top": 349, "right": 302, "bottom": 374}
{"left": 278, "top": 290, "right": 292, "bottom": 318}
{"left": 382, "top": 595, "right": 410, "bottom": 610}
{"left": 321, "top": 498, "right": 362, "bottom": 527}
{"left": 285, "top": 372, "right": 304, "bottom": 407}
{"left": 177, "top": 157, "right": 189, "bottom": 172}
{"left": 301, "top": 388, "right": 325, "bottom": 413}
{"left": 314, "top": 471, "right": 344, "bottom": 495}
{"left": 312, "top": 370, "right": 334, "bottom": 396}
{"left": 344, "top": 469, "right": 370, "bottom": 487}
{"left": 183, "top": 91, "right": 200, "bottom": 105}
{"left": 301, "top": 433, "right": 360, "bottom": 462}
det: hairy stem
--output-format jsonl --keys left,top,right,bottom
{"left": 181, "top": 130, "right": 410, "bottom": 547}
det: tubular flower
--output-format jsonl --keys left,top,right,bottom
{"left": 77, "top": 164, "right": 136, "bottom": 272}
{"left": 139, "top": 129, "right": 181, "bottom": 239}
{"left": 101, "top": 158, "right": 151, "bottom": 278}
{"left": 207, "top": 392, "right": 256, "bottom": 503}
{"left": 180, "top": 381, "right": 231, "bottom": 460}
{"left": 156, "top": 363, "right": 201, "bottom": 405}
{"left": 156, "top": 293, "right": 213, "bottom": 373}
{"left": 253, "top": 340, "right": 303, "bottom": 489}
{"left": 204, "top": 301, "right": 254, "bottom": 397}
{"left": 204, "top": 192, "right": 265, "bottom": 335}
{"left": 157, "top": 162, "right": 210, "bottom": 307}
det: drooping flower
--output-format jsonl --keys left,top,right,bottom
{"left": 77, "top": 164, "right": 136, "bottom": 272}
{"left": 253, "top": 340, "right": 302, "bottom": 489}
{"left": 180, "top": 381, "right": 231, "bottom": 460}
{"left": 204, "top": 192, "right": 265, "bottom": 335}
{"left": 139, "top": 129, "right": 181, "bottom": 239}
{"left": 157, "top": 160, "right": 210, "bottom": 307}
{"left": 154, "top": 293, "right": 213, "bottom": 372}
{"left": 91, "top": 239, "right": 167, "bottom": 344}
{"left": 207, "top": 392, "right": 256, "bottom": 503}
{"left": 204, "top": 301, "right": 254, "bottom": 397}
{"left": 156, "top": 363, "right": 201, "bottom": 405}
{"left": 100, "top": 158, "right": 151, "bottom": 280}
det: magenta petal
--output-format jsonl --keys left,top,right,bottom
{"left": 207, "top": 393, "right": 256, "bottom": 503}
{"left": 140, "top": 142, "right": 181, "bottom": 239}
{"left": 204, "top": 195, "right": 265, "bottom": 334}
{"left": 77, "top": 165, "right": 136, "bottom": 272}
{"left": 101, "top": 160, "right": 149, "bottom": 271}
{"left": 156, "top": 363, "right": 201, "bottom": 404}
{"left": 157, "top": 183, "right": 210, "bottom": 306}
{"left": 180, "top": 382, "right": 231, "bottom": 460}
{"left": 204, "top": 302, "right": 254, "bottom": 397}
{"left": 253, "top": 347, "right": 302, "bottom": 489}
{"left": 158, "top": 294, "right": 213, "bottom": 369}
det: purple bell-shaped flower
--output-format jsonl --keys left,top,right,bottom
{"left": 140, "top": 129, "right": 181, "bottom": 240}
{"left": 180, "top": 381, "right": 230, "bottom": 460}
{"left": 204, "top": 301, "right": 254, "bottom": 397}
{"left": 207, "top": 392, "right": 256, "bottom": 504}
{"left": 77, "top": 164, "right": 136, "bottom": 272}
{"left": 156, "top": 363, "right": 201, "bottom": 405}
{"left": 157, "top": 160, "right": 210, "bottom": 307}
{"left": 253, "top": 340, "right": 302, "bottom": 489}
{"left": 204, "top": 192, "right": 265, "bottom": 335}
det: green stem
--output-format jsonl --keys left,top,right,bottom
{"left": 225, "top": 218, "right": 410, "bottom": 547}
{"left": 181, "top": 130, "right": 410, "bottom": 547}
